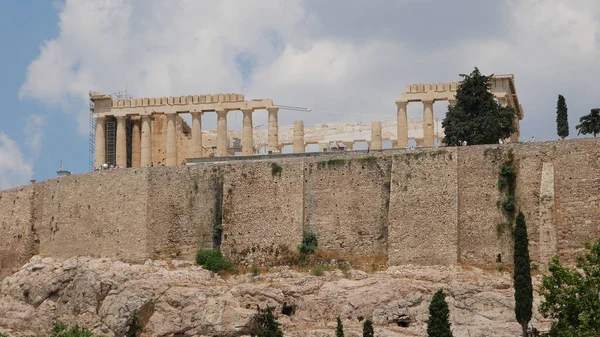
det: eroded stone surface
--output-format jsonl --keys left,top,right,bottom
{"left": 0, "top": 256, "right": 549, "bottom": 337}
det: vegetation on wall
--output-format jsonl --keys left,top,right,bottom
{"left": 442, "top": 67, "right": 517, "bottom": 146}
{"left": 497, "top": 149, "right": 517, "bottom": 231}
{"left": 212, "top": 175, "right": 224, "bottom": 248}
{"left": 298, "top": 231, "right": 318, "bottom": 265}
{"left": 336, "top": 316, "right": 345, "bottom": 337}
{"left": 271, "top": 163, "right": 283, "bottom": 177}
{"left": 539, "top": 236, "right": 600, "bottom": 336}
{"left": 196, "top": 249, "right": 234, "bottom": 272}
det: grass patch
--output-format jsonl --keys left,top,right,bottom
{"left": 196, "top": 249, "right": 235, "bottom": 272}
{"left": 317, "top": 158, "right": 347, "bottom": 169}
{"left": 358, "top": 156, "right": 377, "bottom": 164}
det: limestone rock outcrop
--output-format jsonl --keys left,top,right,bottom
{"left": 0, "top": 256, "right": 549, "bottom": 337}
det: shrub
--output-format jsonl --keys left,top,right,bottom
{"left": 312, "top": 265, "right": 324, "bottom": 276}
{"left": 299, "top": 231, "right": 318, "bottom": 255}
{"left": 271, "top": 163, "right": 283, "bottom": 177}
{"left": 363, "top": 319, "right": 374, "bottom": 337}
{"left": 336, "top": 316, "right": 344, "bottom": 337}
{"left": 196, "top": 249, "right": 234, "bottom": 272}
{"left": 49, "top": 324, "right": 94, "bottom": 337}
{"left": 251, "top": 265, "right": 260, "bottom": 277}
{"left": 251, "top": 306, "right": 284, "bottom": 337}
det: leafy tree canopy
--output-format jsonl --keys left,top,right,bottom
{"left": 427, "top": 289, "right": 453, "bottom": 337}
{"left": 442, "top": 68, "right": 516, "bottom": 145}
{"left": 251, "top": 306, "right": 284, "bottom": 337}
{"left": 575, "top": 108, "right": 600, "bottom": 137}
{"left": 540, "top": 236, "right": 600, "bottom": 336}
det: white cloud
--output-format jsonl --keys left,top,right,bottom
{"left": 19, "top": 0, "right": 600, "bottom": 142}
{"left": 24, "top": 114, "right": 45, "bottom": 157}
{"left": 0, "top": 133, "right": 34, "bottom": 190}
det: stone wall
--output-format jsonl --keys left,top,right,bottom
{"left": 0, "top": 138, "right": 599, "bottom": 272}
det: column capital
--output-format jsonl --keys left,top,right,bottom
{"left": 266, "top": 107, "right": 279, "bottom": 113}
{"left": 241, "top": 108, "right": 254, "bottom": 114}
{"left": 395, "top": 100, "right": 408, "bottom": 108}
{"left": 94, "top": 115, "right": 106, "bottom": 121}
{"left": 165, "top": 111, "right": 178, "bottom": 116}
{"left": 191, "top": 110, "right": 203, "bottom": 117}
{"left": 115, "top": 115, "right": 127, "bottom": 121}
{"left": 216, "top": 109, "right": 228, "bottom": 115}
{"left": 422, "top": 98, "right": 434, "bottom": 105}
{"left": 141, "top": 114, "right": 153, "bottom": 121}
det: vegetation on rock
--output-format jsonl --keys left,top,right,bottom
{"left": 576, "top": 108, "right": 600, "bottom": 137}
{"left": 427, "top": 289, "right": 453, "bottom": 337}
{"left": 336, "top": 316, "right": 344, "bottom": 337}
{"left": 442, "top": 67, "right": 516, "bottom": 146}
{"left": 251, "top": 306, "right": 284, "bottom": 337}
{"left": 196, "top": 249, "right": 234, "bottom": 272}
{"left": 513, "top": 212, "right": 533, "bottom": 337}
{"left": 556, "top": 95, "right": 569, "bottom": 139}
{"left": 49, "top": 324, "right": 96, "bottom": 337}
{"left": 540, "top": 236, "right": 600, "bottom": 336}
{"left": 362, "top": 319, "right": 374, "bottom": 337}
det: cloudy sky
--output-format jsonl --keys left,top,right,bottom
{"left": 0, "top": 0, "right": 599, "bottom": 189}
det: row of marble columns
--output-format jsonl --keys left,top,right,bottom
{"left": 94, "top": 107, "right": 280, "bottom": 168}
{"left": 395, "top": 98, "right": 456, "bottom": 148}
{"left": 291, "top": 121, "right": 385, "bottom": 153}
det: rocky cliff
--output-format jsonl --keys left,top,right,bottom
{"left": 0, "top": 256, "right": 549, "bottom": 336}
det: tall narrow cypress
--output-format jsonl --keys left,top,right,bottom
{"left": 336, "top": 316, "right": 344, "bottom": 337}
{"left": 427, "top": 289, "right": 453, "bottom": 337}
{"left": 363, "top": 319, "right": 374, "bottom": 337}
{"left": 513, "top": 212, "right": 533, "bottom": 337}
{"left": 556, "top": 95, "right": 569, "bottom": 139}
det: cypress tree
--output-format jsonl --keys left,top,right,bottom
{"left": 250, "top": 306, "right": 284, "bottom": 337}
{"left": 427, "top": 289, "right": 453, "bottom": 337}
{"left": 336, "top": 316, "right": 344, "bottom": 337}
{"left": 362, "top": 319, "right": 374, "bottom": 337}
{"left": 556, "top": 95, "right": 569, "bottom": 139}
{"left": 513, "top": 212, "right": 533, "bottom": 337}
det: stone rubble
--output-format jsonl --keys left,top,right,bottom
{"left": 0, "top": 256, "right": 550, "bottom": 337}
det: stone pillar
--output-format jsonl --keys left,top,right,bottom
{"left": 94, "top": 116, "right": 106, "bottom": 168}
{"left": 131, "top": 118, "right": 141, "bottom": 168}
{"left": 371, "top": 121, "right": 383, "bottom": 150}
{"left": 343, "top": 142, "right": 354, "bottom": 150}
{"left": 242, "top": 109, "right": 254, "bottom": 156}
{"left": 216, "top": 109, "right": 228, "bottom": 156}
{"left": 116, "top": 116, "right": 127, "bottom": 167}
{"left": 396, "top": 101, "right": 408, "bottom": 148}
{"left": 141, "top": 115, "right": 152, "bottom": 167}
{"left": 293, "top": 120, "right": 305, "bottom": 153}
{"left": 267, "top": 107, "right": 279, "bottom": 153}
{"left": 190, "top": 111, "right": 203, "bottom": 158}
{"left": 166, "top": 112, "right": 177, "bottom": 166}
{"left": 422, "top": 99, "right": 435, "bottom": 147}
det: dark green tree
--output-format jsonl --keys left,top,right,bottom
{"left": 336, "top": 316, "right": 344, "bottom": 337}
{"left": 427, "top": 289, "right": 453, "bottom": 337}
{"left": 442, "top": 68, "right": 516, "bottom": 146}
{"left": 556, "top": 95, "right": 569, "bottom": 139}
{"left": 363, "top": 319, "right": 374, "bottom": 337}
{"left": 576, "top": 108, "right": 600, "bottom": 137}
{"left": 540, "top": 236, "right": 600, "bottom": 336}
{"left": 250, "top": 306, "right": 284, "bottom": 337}
{"left": 513, "top": 212, "right": 533, "bottom": 337}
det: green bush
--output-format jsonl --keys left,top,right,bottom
{"left": 312, "top": 265, "right": 324, "bottom": 276}
{"left": 299, "top": 231, "right": 318, "bottom": 255}
{"left": 196, "top": 249, "right": 234, "bottom": 272}
{"left": 271, "top": 163, "right": 283, "bottom": 177}
{"left": 49, "top": 324, "right": 94, "bottom": 337}
{"left": 251, "top": 306, "right": 284, "bottom": 337}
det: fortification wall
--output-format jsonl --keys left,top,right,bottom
{"left": 0, "top": 138, "right": 599, "bottom": 272}
{"left": 303, "top": 156, "right": 391, "bottom": 258}
{"left": 388, "top": 150, "right": 459, "bottom": 265}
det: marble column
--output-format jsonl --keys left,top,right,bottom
{"left": 396, "top": 101, "right": 408, "bottom": 148}
{"left": 293, "top": 120, "right": 305, "bottom": 153}
{"left": 242, "top": 109, "right": 254, "bottom": 156}
{"left": 131, "top": 118, "right": 141, "bottom": 168}
{"left": 94, "top": 116, "right": 106, "bottom": 168}
{"left": 141, "top": 115, "right": 152, "bottom": 167}
{"left": 267, "top": 107, "right": 279, "bottom": 153}
{"left": 371, "top": 121, "right": 383, "bottom": 150}
{"left": 190, "top": 111, "right": 203, "bottom": 158}
{"left": 116, "top": 116, "right": 127, "bottom": 167}
{"left": 216, "top": 109, "right": 228, "bottom": 156}
{"left": 166, "top": 112, "right": 177, "bottom": 166}
{"left": 422, "top": 99, "right": 435, "bottom": 147}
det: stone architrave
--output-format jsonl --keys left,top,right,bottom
{"left": 422, "top": 99, "right": 435, "bottom": 147}
{"left": 293, "top": 120, "right": 305, "bottom": 153}
{"left": 216, "top": 109, "right": 228, "bottom": 156}
{"left": 166, "top": 112, "right": 177, "bottom": 166}
{"left": 396, "top": 101, "right": 408, "bottom": 148}
{"left": 131, "top": 118, "right": 141, "bottom": 168}
{"left": 190, "top": 111, "right": 203, "bottom": 158}
{"left": 267, "top": 107, "right": 279, "bottom": 153}
{"left": 371, "top": 121, "right": 383, "bottom": 150}
{"left": 141, "top": 115, "right": 152, "bottom": 166}
{"left": 116, "top": 116, "right": 127, "bottom": 168}
{"left": 241, "top": 109, "right": 254, "bottom": 156}
{"left": 94, "top": 116, "right": 106, "bottom": 168}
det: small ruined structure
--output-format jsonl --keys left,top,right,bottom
{"left": 397, "top": 74, "right": 524, "bottom": 146}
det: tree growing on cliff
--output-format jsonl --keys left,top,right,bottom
{"left": 336, "top": 316, "right": 344, "bottom": 337}
{"left": 363, "top": 319, "right": 374, "bottom": 337}
{"left": 539, "top": 236, "right": 600, "bottom": 336}
{"left": 442, "top": 68, "right": 516, "bottom": 145}
{"left": 251, "top": 306, "right": 284, "bottom": 337}
{"left": 556, "top": 95, "right": 569, "bottom": 139}
{"left": 513, "top": 212, "right": 533, "bottom": 337}
{"left": 427, "top": 289, "right": 453, "bottom": 337}
{"left": 576, "top": 108, "right": 600, "bottom": 137}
